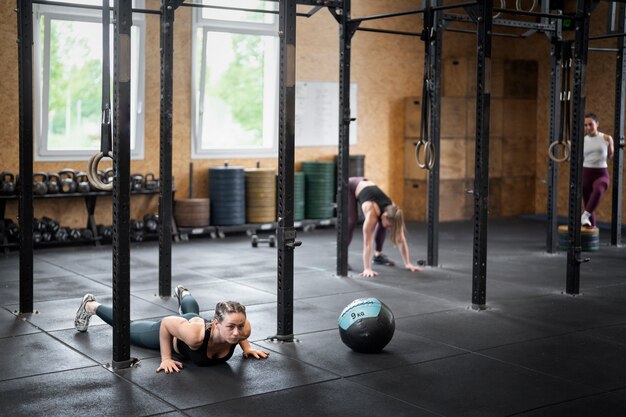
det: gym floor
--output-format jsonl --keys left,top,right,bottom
{"left": 1, "top": 218, "right": 626, "bottom": 416}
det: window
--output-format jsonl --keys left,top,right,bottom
{"left": 33, "top": 0, "right": 146, "bottom": 161}
{"left": 192, "top": 1, "right": 279, "bottom": 159}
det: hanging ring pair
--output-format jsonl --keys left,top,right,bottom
{"left": 548, "top": 140, "right": 570, "bottom": 163}
{"left": 415, "top": 139, "right": 436, "bottom": 170}
{"left": 87, "top": 151, "right": 113, "bottom": 191}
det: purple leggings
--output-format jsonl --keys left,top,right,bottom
{"left": 582, "top": 167, "right": 610, "bottom": 226}
{"left": 348, "top": 177, "right": 386, "bottom": 251}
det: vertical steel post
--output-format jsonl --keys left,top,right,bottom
{"left": 471, "top": 0, "right": 493, "bottom": 309}
{"left": 17, "top": 0, "right": 34, "bottom": 314}
{"left": 566, "top": 0, "right": 592, "bottom": 295}
{"left": 112, "top": 0, "right": 134, "bottom": 369}
{"left": 159, "top": 0, "right": 178, "bottom": 296}
{"left": 427, "top": 1, "right": 442, "bottom": 267}
{"left": 546, "top": 23, "right": 562, "bottom": 254}
{"left": 336, "top": 0, "right": 352, "bottom": 277}
{"left": 611, "top": 3, "right": 625, "bottom": 247}
{"left": 274, "top": 0, "right": 298, "bottom": 341}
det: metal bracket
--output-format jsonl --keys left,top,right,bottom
{"left": 278, "top": 226, "right": 302, "bottom": 249}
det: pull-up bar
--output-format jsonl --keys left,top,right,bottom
{"left": 350, "top": 1, "right": 478, "bottom": 24}
{"left": 32, "top": 0, "right": 161, "bottom": 15}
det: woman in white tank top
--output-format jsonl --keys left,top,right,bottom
{"left": 581, "top": 113, "right": 614, "bottom": 227}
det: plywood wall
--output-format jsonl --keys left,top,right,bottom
{"left": 0, "top": 0, "right": 625, "bottom": 230}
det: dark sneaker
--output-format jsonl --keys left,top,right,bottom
{"left": 75, "top": 293, "right": 96, "bottom": 332}
{"left": 173, "top": 285, "right": 189, "bottom": 314}
{"left": 373, "top": 253, "right": 395, "bottom": 266}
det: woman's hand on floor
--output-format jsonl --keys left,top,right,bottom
{"left": 360, "top": 268, "right": 379, "bottom": 278}
{"left": 243, "top": 348, "right": 270, "bottom": 359}
{"left": 157, "top": 358, "right": 183, "bottom": 374}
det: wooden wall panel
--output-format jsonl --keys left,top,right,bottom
{"left": 442, "top": 57, "right": 468, "bottom": 97}
{"left": 440, "top": 180, "right": 469, "bottom": 221}
{"left": 440, "top": 97, "right": 467, "bottom": 138}
{"left": 500, "top": 176, "right": 535, "bottom": 217}
{"left": 440, "top": 138, "right": 466, "bottom": 180}
{"left": 404, "top": 139, "right": 428, "bottom": 180}
{"left": 403, "top": 179, "right": 427, "bottom": 221}
{"left": 404, "top": 97, "right": 422, "bottom": 138}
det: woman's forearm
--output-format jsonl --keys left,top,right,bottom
{"left": 159, "top": 319, "right": 174, "bottom": 360}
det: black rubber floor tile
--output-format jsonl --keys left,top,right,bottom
{"left": 348, "top": 353, "right": 598, "bottom": 417}
{"left": 256, "top": 328, "right": 464, "bottom": 377}
{"left": 236, "top": 270, "right": 385, "bottom": 300}
{"left": 8, "top": 295, "right": 174, "bottom": 332}
{"left": 86, "top": 267, "right": 225, "bottom": 292}
{"left": 513, "top": 391, "right": 626, "bottom": 417}
{"left": 119, "top": 352, "right": 336, "bottom": 410}
{"left": 501, "top": 293, "right": 626, "bottom": 332}
{"left": 481, "top": 332, "right": 626, "bottom": 391}
{"left": 0, "top": 333, "right": 97, "bottom": 381}
{"left": 395, "top": 307, "right": 564, "bottom": 351}
{"left": 51, "top": 326, "right": 160, "bottom": 365}
{"left": 186, "top": 379, "right": 438, "bottom": 417}
{"left": 133, "top": 280, "right": 276, "bottom": 313}
{"left": 0, "top": 308, "right": 38, "bottom": 338}
{"left": 0, "top": 275, "right": 111, "bottom": 307}
{"left": 299, "top": 286, "right": 462, "bottom": 318}
{"left": 0, "top": 257, "right": 74, "bottom": 282}
{"left": 241, "top": 301, "right": 344, "bottom": 341}
{"left": 42, "top": 250, "right": 156, "bottom": 275}
{"left": 582, "top": 324, "right": 626, "bottom": 346}
{"left": 0, "top": 366, "right": 174, "bottom": 417}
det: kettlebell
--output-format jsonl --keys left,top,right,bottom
{"left": 33, "top": 172, "right": 49, "bottom": 196}
{"left": 143, "top": 214, "right": 159, "bottom": 233}
{"left": 0, "top": 172, "right": 16, "bottom": 196}
{"left": 41, "top": 216, "right": 60, "bottom": 233}
{"left": 143, "top": 173, "right": 159, "bottom": 191}
{"left": 46, "top": 173, "right": 61, "bottom": 194}
{"left": 54, "top": 227, "right": 69, "bottom": 241}
{"left": 130, "top": 174, "right": 144, "bottom": 192}
{"left": 59, "top": 169, "right": 77, "bottom": 193}
{"left": 76, "top": 172, "right": 91, "bottom": 193}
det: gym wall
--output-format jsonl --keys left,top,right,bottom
{"left": 0, "top": 1, "right": 624, "bottom": 229}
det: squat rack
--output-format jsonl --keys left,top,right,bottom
{"left": 14, "top": 0, "right": 626, "bottom": 369}
{"left": 331, "top": 0, "right": 624, "bottom": 306}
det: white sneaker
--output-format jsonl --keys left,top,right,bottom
{"left": 581, "top": 211, "right": 591, "bottom": 227}
{"left": 74, "top": 294, "right": 96, "bottom": 332}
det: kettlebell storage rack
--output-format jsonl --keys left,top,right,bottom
{"left": 0, "top": 189, "right": 164, "bottom": 252}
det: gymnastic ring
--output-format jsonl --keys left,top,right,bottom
{"left": 416, "top": 140, "right": 436, "bottom": 170}
{"left": 515, "top": 0, "right": 536, "bottom": 12}
{"left": 548, "top": 141, "right": 570, "bottom": 163}
{"left": 87, "top": 151, "right": 113, "bottom": 191}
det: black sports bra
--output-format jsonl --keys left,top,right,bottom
{"left": 175, "top": 320, "right": 237, "bottom": 366}
{"left": 357, "top": 185, "right": 392, "bottom": 217}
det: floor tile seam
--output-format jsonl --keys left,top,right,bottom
{"left": 340, "top": 377, "right": 448, "bottom": 417}
{"left": 0, "top": 363, "right": 102, "bottom": 384}
{"left": 178, "top": 378, "right": 343, "bottom": 413}
{"left": 504, "top": 390, "right": 626, "bottom": 417}
{"left": 474, "top": 325, "right": 626, "bottom": 353}
{"left": 110, "top": 366, "right": 191, "bottom": 415}
{"left": 471, "top": 350, "right": 611, "bottom": 393}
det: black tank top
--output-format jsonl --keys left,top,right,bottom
{"left": 176, "top": 320, "right": 237, "bottom": 366}
{"left": 357, "top": 185, "right": 392, "bottom": 215}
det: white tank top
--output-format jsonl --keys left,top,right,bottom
{"left": 583, "top": 132, "right": 609, "bottom": 168}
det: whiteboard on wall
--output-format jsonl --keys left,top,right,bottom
{"left": 295, "top": 81, "right": 358, "bottom": 147}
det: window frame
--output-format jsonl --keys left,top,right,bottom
{"left": 191, "top": 4, "right": 280, "bottom": 159}
{"left": 32, "top": 1, "right": 146, "bottom": 161}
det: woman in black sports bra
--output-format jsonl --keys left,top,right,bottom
{"left": 348, "top": 177, "right": 422, "bottom": 277}
{"left": 74, "top": 285, "right": 269, "bottom": 374}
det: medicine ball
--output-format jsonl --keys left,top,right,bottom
{"left": 338, "top": 297, "right": 395, "bottom": 353}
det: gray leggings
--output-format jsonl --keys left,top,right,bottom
{"left": 95, "top": 295, "right": 201, "bottom": 350}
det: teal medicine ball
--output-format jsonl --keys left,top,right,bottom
{"left": 338, "top": 298, "right": 395, "bottom": 353}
